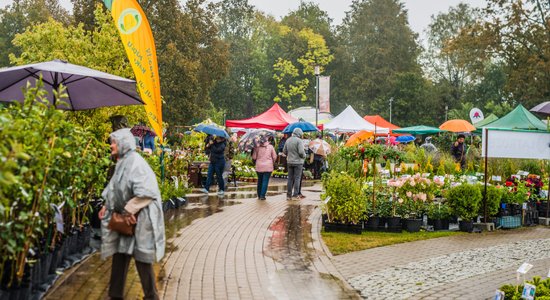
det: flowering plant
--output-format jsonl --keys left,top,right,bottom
{"left": 502, "top": 178, "right": 530, "bottom": 204}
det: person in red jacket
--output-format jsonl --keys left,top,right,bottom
{"left": 252, "top": 136, "right": 277, "bottom": 200}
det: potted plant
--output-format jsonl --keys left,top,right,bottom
{"left": 321, "top": 171, "right": 366, "bottom": 234}
{"left": 427, "top": 201, "right": 451, "bottom": 230}
{"left": 446, "top": 184, "right": 482, "bottom": 232}
{"left": 479, "top": 185, "right": 503, "bottom": 223}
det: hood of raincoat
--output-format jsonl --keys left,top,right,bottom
{"left": 292, "top": 128, "right": 303, "bottom": 138}
{"left": 111, "top": 128, "right": 136, "bottom": 158}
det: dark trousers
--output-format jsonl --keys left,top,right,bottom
{"left": 109, "top": 253, "right": 158, "bottom": 300}
{"left": 205, "top": 159, "right": 225, "bottom": 191}
{"left": 256, "top": 172, "right": 272, "bottom": 198}
{"left": 287, "top": 164, "right": 303, "bottom": 198}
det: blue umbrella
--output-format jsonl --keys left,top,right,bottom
{"left": 396, "top": 135, "right": 415, "bottom": 143}
{"left": 283, "top": 121, "right": 318, "bottom": 134}
{"left": 194, "top": 124, "right": 229, "bottom": 138}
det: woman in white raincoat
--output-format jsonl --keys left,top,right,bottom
{"left": 99, "top": 128, "right": 165, "bottom": 300}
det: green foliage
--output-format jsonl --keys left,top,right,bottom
{"left": 427, "top": 201, "right": 452, "bottom": 220}
{"left": 446, "top": 184, "right": 482, "bottom": 221}
{"left": 321, "top": 171, "right": 365, "bottom": 224}
{"left": 500, "top": 276, "right": 550, "bottom": 299}
{"left": 479, "top": 185, "right": 503, "bottom": 217}
{"left": 0, "top": 82, "right": 109, "bottom": 284}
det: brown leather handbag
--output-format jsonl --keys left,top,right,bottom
{"left": 108, "top": 212, "right": 137, "bottom": 236}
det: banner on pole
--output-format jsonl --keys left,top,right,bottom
{"left": 482, "top": 129, "right": 550, "bottom": 159}
{"left": 103, "top": 0, "right": 163, "bottom": 143}
{"left": 319, "top": 76, "right": 330, "bottom": 113}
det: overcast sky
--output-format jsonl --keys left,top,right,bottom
{"left": 0, "top": 0, "right": 486, "bottom": 38}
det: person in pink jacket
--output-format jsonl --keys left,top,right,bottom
{"left": 252, "top": 137, "right": 277, "bottom": 200}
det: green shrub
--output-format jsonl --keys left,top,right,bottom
{"left": 427, "top": 201, "right": 452, "bottom": 220}
{"left": 321, "top": 171, "right": 365, "bottom": 224}
{"left": 479, "top": 185, "right": 503, "bottom": 217}
{"left": 446, "top": 184, "right": 482, "bottom": 221}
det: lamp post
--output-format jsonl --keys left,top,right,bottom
{"left": 389, "top": 97, "right": 394, "bottom": 124}
{"left": 314, "top": 65, "right": 320, "bottom": 128}
{"left": 445, "top": 105, "right": 449, "bottom": 121}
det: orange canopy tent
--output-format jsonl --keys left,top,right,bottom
{"left": 363, "top": 115, "right": 400, "bottom": 130}
{"left": 439, "top": 119, "right": 476, "bottom": 133}
{"left": 345, "top": 130, "right": 374, "bottom": 146}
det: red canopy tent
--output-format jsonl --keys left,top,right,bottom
{"left": 226, "top": 103, "right": 298, "bottom": 130}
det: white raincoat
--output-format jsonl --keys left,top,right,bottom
{"left": 101, "top": 128, "right": 165, "bottom": 263}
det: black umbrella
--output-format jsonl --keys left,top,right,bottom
{"left": 0, "top": 59, "right": 143, "bottom": 110}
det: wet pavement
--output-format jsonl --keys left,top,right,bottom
{"left": 44, "top": 180, "right": 358, "bottom": 299}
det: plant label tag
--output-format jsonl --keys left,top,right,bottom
{"left": 324, "top": 196, "right": 331, "bottom": 204}
{"left": 401, "top": 175, "right": 411, "bottom": 179}
{"left": 523, "top": 203, "right": 528, "bottom": 210}
{"left": 511, "top": 174, "right": 521, "bottom": 180}
{"left": 521, "top": 283, "right": 536, "bottom": 300}
{"left": 476, "top": 172, "right": 484, "bottom": 177}
{"left": 547, "top": 268, "right": 550, "bottom": 278}
{"left": 492, "top": 175, "right": 502, "bottom": 182}
{"left": 518, "top": 171, "right": 529, "bottom": 176}
{"left": 517, "top": 262, "right": 533, "bottom": 275}
{"left": 395, "top": 167, "right": 401, "bottom": 172}
{"left": 494, "top": 289, "right": 505, "bottom": 300}
{"left": 422, "top": 173, "right": 430, "bottom": 178}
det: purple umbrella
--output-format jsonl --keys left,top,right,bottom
{"left": 530, "top": 101, "right": 550, "bottom": 115}
{"left": 0, "top": 59, "right": 143, "bottom": 110}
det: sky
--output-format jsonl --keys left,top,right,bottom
{"left": 0, "top": 0, "right": 486, "bottom": 38}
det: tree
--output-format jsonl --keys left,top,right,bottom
{"left": 143, "top": 0, "right": 229, "bottom": 125}
{"left": 9, "top": 6, "right": 145, "bottom": 140}
{"left": 71, "top": 0, "right": 101, "bottom": 30}
{"left": 423, "top": 3, "right": 482, "bottom": 105}
{"left": 333, "top": 0, "right": 421, "bottom": 115}
{"left": 0, "top": 0, "right": 71, "bottom": 66}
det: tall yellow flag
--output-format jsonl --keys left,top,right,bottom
{"left": 104, "top": 0, "right": 163, "bottom": 143}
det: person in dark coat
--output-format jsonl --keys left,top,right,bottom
{"left": 201, "top": 135, "right": 227, "bottom": 195}
{"left": 451, "top": 134, "right": 467, "bottom": 170}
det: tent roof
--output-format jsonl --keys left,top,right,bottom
{"left": 363, "top": 115, "right": 400, "bottom": 130}
{"left": 392, "top": 125, "right": 445, "bottom": 135}
{"left": 324, "top": 105, "right": 389, "bottom": 133}
{"left": 288, "top": 106, "right": 333, "bottom": 123}
{"left": 225, "top": 103, "right": 298, "bottom": 130}
{"left": 473, "top": 114, "right": 499, "bottom": 128}
{"left": 483, "top": 105, "right": 547, "bottom": 131}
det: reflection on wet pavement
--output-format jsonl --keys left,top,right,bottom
{"left": 44, "top": 196, "right": 239, "bottom": 300}
{"left": 266, "top": 204, "right": 359, "bottom": 299}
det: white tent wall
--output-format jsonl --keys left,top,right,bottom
{"left": 323, "top": 105, "right": 390, "bottom": 134}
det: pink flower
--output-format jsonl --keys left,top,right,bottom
{"left": 406, "top": 191, "right": 412, "bottom": 198}
{"left": 398, "top": 198, "right": 404, "bottom": 204}
{"left": 419, "top": 193, "right": 427, "bottom": 202}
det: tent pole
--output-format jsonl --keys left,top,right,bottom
{"left": 483, "top": 128, "right": 488, "bottom": 223}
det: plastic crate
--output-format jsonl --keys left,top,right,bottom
{"left": 496, "top": 215, "right": 522, "bottom": 229}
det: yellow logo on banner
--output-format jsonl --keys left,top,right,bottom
{"left": 118, "top": 8, "right": 142, "bottom": 34}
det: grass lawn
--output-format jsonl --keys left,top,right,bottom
{"left": 321, "top": 230, "right": 464, "bottom": 255}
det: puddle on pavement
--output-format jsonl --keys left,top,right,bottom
{"left": 45, "top": 197, "right": 240, "bottom": 300}
{"left": 266, "top": 204, "right": 359, "bottom": 299}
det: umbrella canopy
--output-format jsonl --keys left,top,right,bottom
{"left": 486, "top": 104, "right": 547, "bottom": 131}
{"left": 194, "top": 124, "right": 229, "bottom": 138}
{"left": 282, "top": 121, "right": 319, "bottom": 134}
{"left": 309, "top": 139, "right": 331, "bottom": 157}
{"left": 238, "top": 129, "right": 276, "bottom": 152}
{"left": 288, "top": 106, "right": 334, "bottom": 124}
{"left": 530, "top": 101, "right": 550, "bottom": 115}
{"left": 345, "top": 130, "right": 374, "bottom": 146}
{"left": 0, "top": 59, "right": 143, "bottom": 110}
{"left": 439, "top": 119, "right": 476, "bottom": 133}
{"left": 392, "top": 125, "right": 445, "bottom": 135}
{"left": 395, "top": 135, "right": 415, "bottom": 143}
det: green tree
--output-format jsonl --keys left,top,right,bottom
{"left": 0, "top": 0, "right": 70, "bottom": 66}
{"left": 423, "top": 3, "right": 482, "bottom": 105}
{"left": 71, "top": 0, "right": 101, "bottom": 30}
{"left": 333, "top": 0, "right": 421, "bottom": 115}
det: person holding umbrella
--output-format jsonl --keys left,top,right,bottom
{"left": 451, "top": 134, "right": 467, "bottom": 171}
{"left": 201, "top": 135, "right": 227, "bottom": 195}
{"left": 283, "top": 128, "right": 306, "bottom": 200}
{"left": 252, "top": 136, "right": 277, "bottom": 200}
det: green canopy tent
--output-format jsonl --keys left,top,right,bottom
{"left": 472, "top": 114, "right": 499, "bottom": 134}
{"left": 482, "top": 104, "right": 547, "bottom": 131}
{"left": 392, "top": 125, "right": 446, "bottom": 135}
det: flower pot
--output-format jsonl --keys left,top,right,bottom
{"left": 378, "top": 217, "right": 388, "bottom": 231}
{"left": 387, "top": 217, "right": 402, "bottom": 232}
{"left": 364, "top": 216, "right": 380, "bottom": 231}
{"left": 324, "top": 222, "right": 362, "bottom": 234}
{"left": 459, "top": 220, "right": 474, "bottom": 232}
{"left": 405, "top": 219, "right": 422, "bottom": 232}
{"left": 432, "top": 219, "right": 449, "bottom": 231}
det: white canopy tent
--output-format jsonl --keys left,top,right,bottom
{"left": 324, "top": 105, "right": 389, "bottom": 133}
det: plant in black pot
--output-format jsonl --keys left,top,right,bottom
{"left": 479, "top": 185, "right": 503, "bottom": 223}
{"left": 446, "top": 184, "right": 482, "bottom": 232}
{"left": 321, "top": 171, "right": 366, "bottom": 234}
{"left": 427, "top": 201, "right": 451, "bottom": 231}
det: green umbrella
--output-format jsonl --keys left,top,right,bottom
{"left": 392, "top": 125, "right": 446, "bottom": 135}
